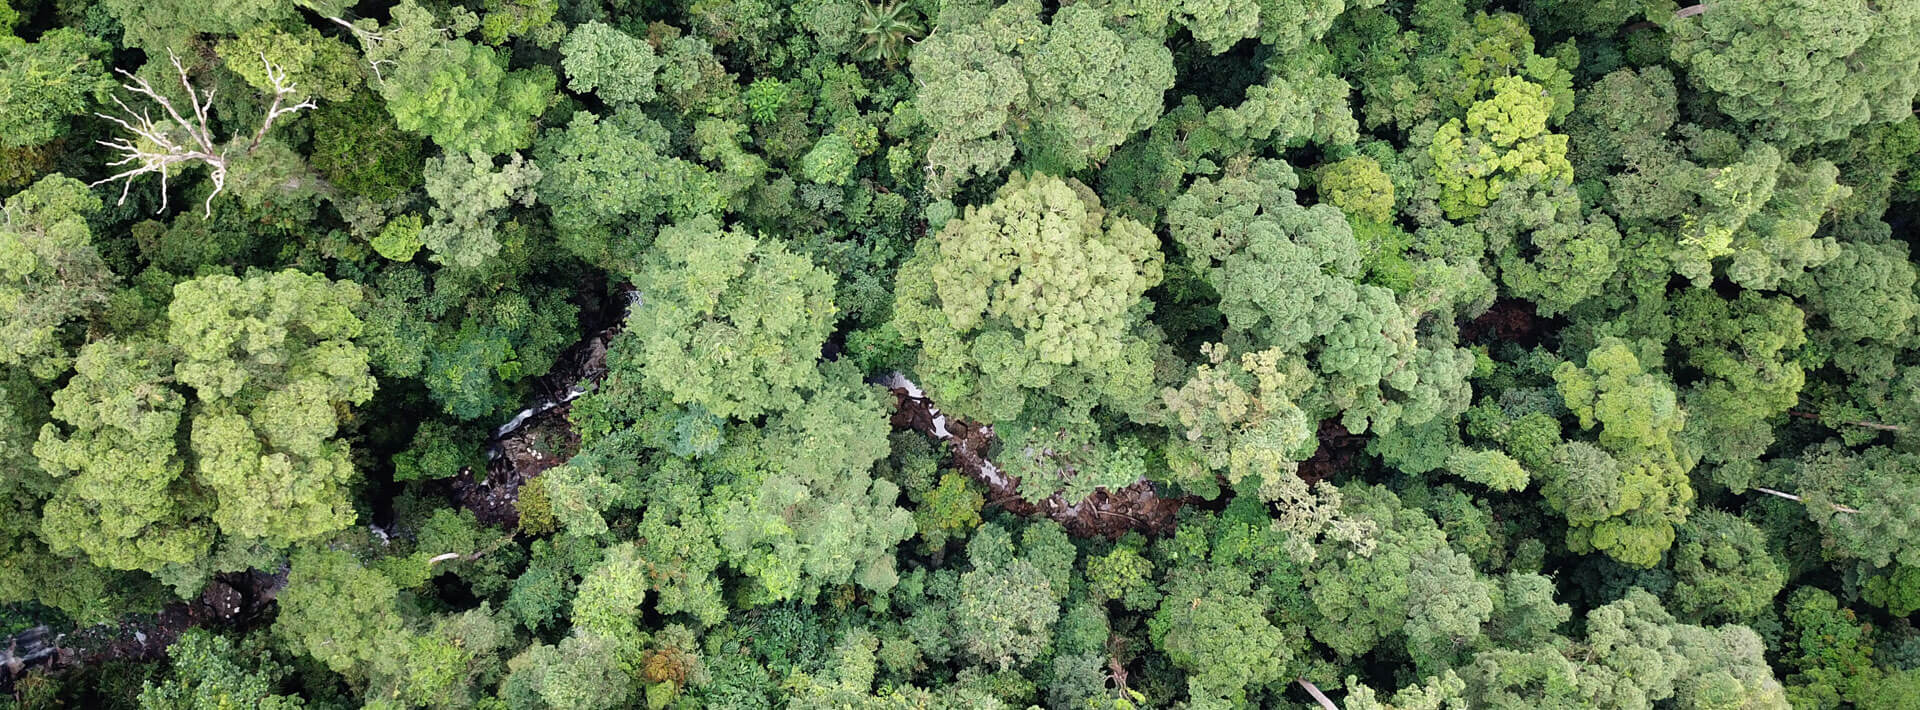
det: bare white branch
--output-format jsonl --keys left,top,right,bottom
{"left": 1753, "top": 487, "right": 1862, "bottom": 515}
{"left": 327, "top": 16, "right": 396, "bottom": 83}
{"left": 90, "top": 49, "right": 317, "bottom": 218}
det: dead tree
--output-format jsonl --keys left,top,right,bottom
{"left": 91, "top": 50, "right": 317, "bottom": 218}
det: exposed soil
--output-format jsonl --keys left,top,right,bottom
{"left": 1460, "top": 298, "right": 1547, "bottom": 346}
{"left": 1298, "top": 419, "right": 1368, "bottom": 485}
{"left": 452, "top": 288, "right": 631, "bottom": 528}
{"left": 886, "top": 376, "right": 1184, "bottom": 538}
{"left": 1, "top": 570, "right": 285, "bottom": 692}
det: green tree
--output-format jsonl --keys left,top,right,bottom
{"left": 1668, "top": 509, "right": 1785, "bottom": 623}
{"left": 910, "top": 0, "right": 1173, "bottom": 192}
{"left": 0, "top": 29, "right": 110, "bottom": 149}
{"left": 168, "top": 271, "right": 373, "bottom": 547}
{"left": 1426, "top": 77, "right": 1573, "bottom": 221}
{"left": 560, "top": 22, "right": 659, "bottom": 105}
{"left": 417, "top": 150, "right": 541, "bottom": 270}
{"left": 535, "top": 110, "right": 722, "bottom": 270}
{"left": 628, "top": 216, "right": 836, "bottom": 421}
{"left": 33, "top": 337, "right": 209, "bottom": 573}
{"left": 0, "top": 175, "right": 115, "bottom": 380}
{"left": 1548, "top": 338, "right": 1695, "bottom": 567}
{"left": 347, "top": 1, "right": 555, "bottom": 155}
{"left": 893, "top": 172, "right": 1163, "bottom": 426}
{"left": 274, "top": 547, "right": 411, "bottom": 680}
{"left": 139, "top": 630, "right": 303, "bottom": 710}
{"left": 1662, "top": 0, "right": 1920, "bottom": 147}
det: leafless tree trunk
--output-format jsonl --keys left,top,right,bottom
{"left": 91, "top": 50, "right": 316, "bottom": 218}
{"left": 1298, "top": 678, "right": 1340, "bottom": 710}
{"left": 1676, "top": 4, "right": 1709, "bottom": 18}
{"left": 1752, "top": 487, "right": 1862, "bottom": 514}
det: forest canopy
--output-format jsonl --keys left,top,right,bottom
{"left": 3, "top": 0, "right": 1920, "bottom": 708}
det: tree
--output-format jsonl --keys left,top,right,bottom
{"left": 1662, "top": 0, "right": 1920, "bottom": 147}
{"left": 560, "top": 22, "right": 658, "bottom": 105}
{"left": 1318, "top": 155, "right": 1395, "bottom": 224}
{"left": 1548, "top": 338, "right": 1695, "bottom": 567}
{"left": 1786, "top": 444, "right": 1920, "bottom": 568}
{"left": 1427, "top": 77, "right": 1573, "bottom": 221}
{"left": 341, "top": 1, "right": 555, "bottom": 155}
{"left": 628, "top": 215, "right": 836, "bottom": 421}
{"left": 274, "top": 547, "right": 410, "bottom": 680}
{"left": 910, "top": 0, "right": 1174, "bottom": 192}
{"left": 0, "top": 29, "right": 110, "bottom": 149}
{"left": 707, "top": 365, "right": 915, "bottom": 603}
{"left": 892, "top": 172, "right": 1163, "bottom": 426}
{"left": 1191, "top": 161, "right": 1474, "bottom": 436}
{"left": 1150, "top": 565, "right": 1293, "bottom": 705}
{"left": 0, "top": 175, "right": 114, "bottom": 380}
{"left": 33, "top": 337, "right": 209, "bottom": 573}
{"left": 535, "top": 110, "right": 722, "bottom": 270}
{"left": 139, "top": 630, "right": 303, "bottom": 710}
{"left": 1668, "top": 509, "right": 1784, "bottom": 623}
{"left": 167, "top": 271, "right": 372, "bottom": 546}
{"left": 417, "top": 150, "right": 542, "bottom": 269}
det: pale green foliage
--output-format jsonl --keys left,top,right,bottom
{"left": 1664, "top": 0, "right": 1920, "bottom": 147}
{"left": 1160, "top": 344, "right": 1316, "bottom": 496}
{"left": 629, "top": 216, "right": 836, "bottom": 420}
{"left": 1319, "top": 155, "right": 1396, "bottom": 223}
{"left": 0, "top": 29, "right": 110, "bottom": 149}
{"left": 951, "top": 525, "right": 1072, "bottom": 670}
{"left": 418, "top": 150, "right": 542, "bottom": 269}
{"left": 573, "top": 543, "right": 649, "bottom": 638}
{"left": 275, "top": 548, "right": 410, "bottom": 679}
{"left": 1670, "top": 290, "right": 1807, "bottom": 468}
{"left": 560, "top": 22, "right": 659, "bottom": 104}
{"left": 1203, "top": 52, "right": 1360, "bottom": 151}
{"left": 1493, "top": 196, "right": 1621, "bottom": 317}
{"left": 168, "top": 271, "right": 373, "bottom": 547}
{"left": 954, "top": 558, "right": 1060, "bottom": 669}
{"left": 910, "top": 0, "right": 1173, "bottom": 192}
{"left": 1790, "top": 240, "right": 1919, "bottom": 344}
{"left": 710, "top": 367, "right": 914, "bottom": 602}
{"left": 1344, "top": 672, "right": 1469, "bottom": 710}
{"left": 1443, "top": 449, "right": 1528, "bottom": 492}
{"left": 892, "top": 173, "right": 1163, "bottom": 425}
{"left": 139, "top": 631, "right": 303, "bottom": 710}
{"left": 1305, "top": 484, "right": 1452, "bottom": 658}
{"left": 215, "top": 26, "right": 362, "bottom": 104}
{"left": 1404, "top": 546, "right": 1495, "bottom": 673}
{"left": 1548, "top": 338, "right": 1694, "bottom": 567}
{"left": 0, "top": 175, "right": 113, "bottom": 380}
{"left": 1789, "top": 444, "right": 1920, "bottom": 568}
{"left": 503, "top": 633, "right": 636, "bottom": 710}
{"left": 1150, "top": 565, "right": 1292, "bottom": 705}
{"left": 353, "top": 1, "right": 555, "bottom": 155}
{"left": 34, "top": 338, "right": 209, "bottom": 572}
{"left": 801, "top": 134, "right": 858, "bottom": 185}
{"left": 1197, "top": 165, "right": 1474, "bottom": 435}
{"left": 1428, "top": 77, "right": 1573, "bottom": 220}
{"left": 1463, "top": 589, "right": 1788, "bottom": 709}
